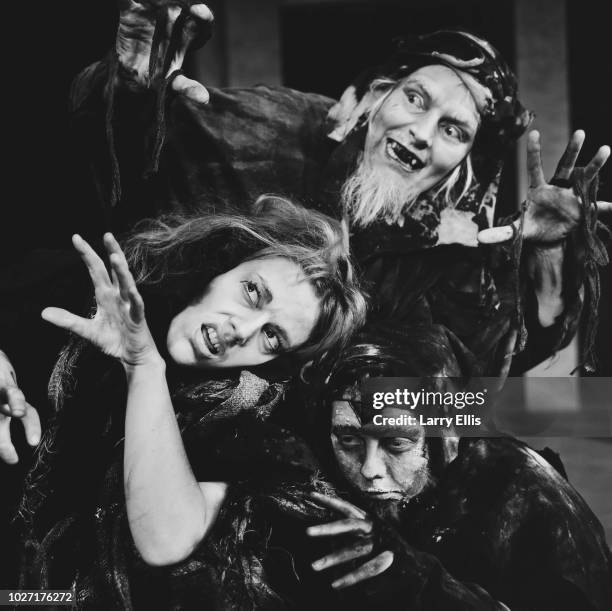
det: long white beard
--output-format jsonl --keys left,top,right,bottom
{"left": 341, "top": 154, "right": 420, "bottom": 227}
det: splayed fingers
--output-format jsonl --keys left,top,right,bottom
{"left": 42, "top": 235, "right": 158, "bottom": 367}
{"left": 306, "top": 492, "right": 393, "bottom": 588}
{"left": 117, "top": 0, "right": 213, "bottom": 102}
{"left": 0, "top": 404, "right": 41, "bottom": 465}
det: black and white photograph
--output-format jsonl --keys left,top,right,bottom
{"left": 1, "top": 0, "right": 611, "bottom": 609}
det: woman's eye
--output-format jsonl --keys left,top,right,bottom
{"left": 244, "top": 280, "right": 260, "bottom": 306}
{"left": 263, "top": 326, "right": 280, "bottom": 352}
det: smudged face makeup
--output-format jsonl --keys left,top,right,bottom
{"left": 330, "top": 399, "right": 430, "bottom": 501}
{"left": 166, "top": 257, "right": 320, "bottom": 369}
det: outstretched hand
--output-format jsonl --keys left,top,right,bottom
{"left": 117, "top": 1, "right": 213, "bottom": 103}
{"left": 478, "top": 130, "right": 610, "bottom": 245}
{"left": 42, "top": 234, "right": 160, "bottom": 370}
{"left": 0, "top": 351, "right": 40, "bottom": 464}
{"left": 306, "top": 491, "right": 394, "bottom": 590}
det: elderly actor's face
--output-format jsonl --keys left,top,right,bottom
{"left": 166, "top": 257, "right": 320, "bottom": 369}
{"left": 346, "top": 65, "right": 480, "bottom": 224}
{"left": 330, "top": 399, "right": 429, "bottom": 501}
{"left": 367, "top": 64, "right": 479, "bottom": 186}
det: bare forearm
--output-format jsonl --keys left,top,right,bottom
{"left": 123, "top": 358, "right": 210, "bottom": 566}
{"left": 526, "top": 243, "right": 565, "bottom": 327}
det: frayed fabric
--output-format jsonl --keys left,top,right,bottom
{"left": 570, "top": 169, "right": 609, "bottom": 372}
{"left": 103, "top": 2, "right": 212, "bottom": 207}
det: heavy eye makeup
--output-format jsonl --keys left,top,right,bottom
{"left": 337, "top": 434, "right": 363, "bottom": 449}
{"left": 332, "top": 425, "right": 365, "bottom": 449}
{"left": 382, "top": 437, "right": 417, "bottom": 454}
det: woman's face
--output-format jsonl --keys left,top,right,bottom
{"left": 364, "top": 64, "right": 480, "bottom": 197}
{"left": 166, "top": 257, "right": 320, "bottom": 369}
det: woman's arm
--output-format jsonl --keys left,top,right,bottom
{"left": 124, "top": 357, "right": 227, "bottom": 566}
{"left": 43, "top": 233, "right": 227, "bottom": 566}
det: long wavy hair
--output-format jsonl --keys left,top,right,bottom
{"left": 123, "top": 195, "right": 367, "bottom": 362}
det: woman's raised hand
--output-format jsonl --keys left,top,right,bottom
{"left": 42, "top": 234, "right": 161, "bottom": 370}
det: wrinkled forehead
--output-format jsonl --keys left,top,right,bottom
{"left": 401, "top": 64, "right": 486, "bottom": 126}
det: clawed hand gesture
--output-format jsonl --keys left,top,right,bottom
{"left": 0, "top": 351, "right": 40, "bottom": 464}
{"left": 117, "top": 1, "right": 213, "bottom": 103}
{"left": 42, "top": 234, "right": 160, "bottom": 370}
{"left": 478, "top": 130, "right": 610, "bottom": 245}
{"left": 307, "top": 491, "right": 394, "bottom": 589}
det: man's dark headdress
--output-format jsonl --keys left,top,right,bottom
{"left": 372, "top": 30, "right": 532, "bottom": 148}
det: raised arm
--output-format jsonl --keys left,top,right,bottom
{"left": 478, "top": 130, "right": 610, "bottom": 371}
{"left": 480, "top": 130, "right": 609, "bottom": 324}
{"left": 114, "top": 1, "right": 212, "bottom": 101}
{"left": 42, "top": 234, "right": 226, "bottom": 566}
{"left": 72, "top": 2, "right": 212, "bottom": 104}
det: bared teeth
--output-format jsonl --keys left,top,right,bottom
{"left": 203, "top": 325, "right": 221, "bottom": 355}
{"left": 388, "top": 139, "right": 424, "bottom": 170}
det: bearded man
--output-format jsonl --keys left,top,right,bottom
{"left": 65, "top": 2, "right": 610, "bottom": 380}
{"left": 4, "top": 2, "right": 611, "bottom": 476}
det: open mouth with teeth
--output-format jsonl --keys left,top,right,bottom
{"left": 386, "top": 138, "right": 426, "bottom": 171}
{"left": 201, "top": 324, "right": 223, "bottom": 356}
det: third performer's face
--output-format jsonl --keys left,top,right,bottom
{"left": 330, "top": 400, "right": 430, "bottom": 502}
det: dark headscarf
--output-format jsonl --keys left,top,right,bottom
{"left": 366, "top": 31, "right": 531, "bottom": 146}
